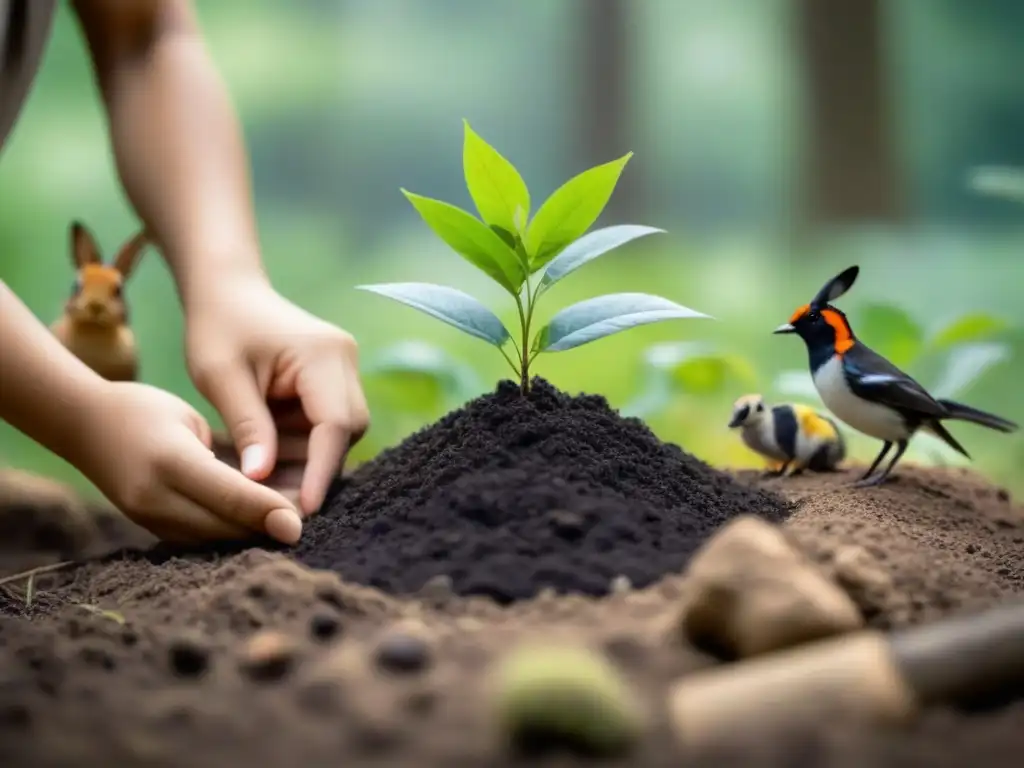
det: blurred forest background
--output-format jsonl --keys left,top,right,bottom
{"left": 2, "top": 0, "right": 1023, "bottom": 499}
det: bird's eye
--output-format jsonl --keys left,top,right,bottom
{"left": 756, "top": 403, "right": 764, "bottom": 412}
{"left": 807, "top": 310, "right": 820, "bottom": 322}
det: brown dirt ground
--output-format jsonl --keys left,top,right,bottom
{"left": 0, "top": 464, "right": 1022, "bottom": 768}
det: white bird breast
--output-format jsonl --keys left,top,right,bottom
{"left": 813, "top": 355, "right": 910, "bottom": 442}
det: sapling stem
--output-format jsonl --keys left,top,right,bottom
{"left": 514, "top": 287, "right": 532, "bottom": 394}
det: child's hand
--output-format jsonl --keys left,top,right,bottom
{"left": 183, "top": 277, "right": 369, "bottom": 516}
{"left": 70, "top": 381, "right": 303, "bottom": 545}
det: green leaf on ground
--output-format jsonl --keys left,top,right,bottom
{"left": 538, "top": 225, "right": 665, "bottom": 292}
{"left": 462, "top": 120, "right": 531, "bottom": 240}
{"left": 401, "top": 190, "right": 525, "bottom": 293}
{"left": 356, "top": 282, "right": 511, "bottom": 347}
{"left": 535, "top": 293, "right": 711, "bottom": 353}
{"left": 526, "top": 153, "right": 633, "bottom": 269}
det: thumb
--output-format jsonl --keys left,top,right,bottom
{"left": 200, "top": 365, "right": 278, "bottom": 481}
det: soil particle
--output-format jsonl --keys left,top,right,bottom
{"left": 293, "top": 379, "right": 792, "bottom": 602}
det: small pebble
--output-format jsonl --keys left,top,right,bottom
{"left": 610, "top": 575, "right": 632, "bottom": 595}
{"left": 374, "top": 631, "right": 431, "bottom": 674}
{"left": 240, "top": 631, "right": 295, "bottom": 682}
{"left": 493, "top": 644, "right": 643, "bottom": 757}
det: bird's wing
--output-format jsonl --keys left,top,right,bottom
{"left": 843, "top": 344, "right": 948, "bottom": 417}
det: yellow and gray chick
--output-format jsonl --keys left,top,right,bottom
{"left": 728, "top": 394, "right": 846, "bottom": 476}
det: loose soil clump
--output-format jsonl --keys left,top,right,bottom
{"left": 293, "top": 378, "right": 792, "bottom": 602}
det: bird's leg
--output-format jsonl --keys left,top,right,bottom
{"left": 859, "top": 439, "right": 909, "bottom": 487}
{"left": 855, "top": 441, "right": 892, "bottom": 484}
{"left": 762, "top": 459, "right": 787, "bottom": 477}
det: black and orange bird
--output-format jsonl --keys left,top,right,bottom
{"left": 772, "top": 266, "right": 1018, "bottom": 487}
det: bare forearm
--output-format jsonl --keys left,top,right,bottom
{"left": 72, "top": 0, "right": 267, "bottom": 309}
{"left": 0, "top": 282, "right": 103, "bottom": 464}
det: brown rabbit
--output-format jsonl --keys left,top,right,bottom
{"left": 50, "top": 221, "right": 148, "bottom": 382}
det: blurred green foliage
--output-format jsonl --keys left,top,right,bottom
{"left": 1, "top": 1, "right": 1023, "bottom": 502}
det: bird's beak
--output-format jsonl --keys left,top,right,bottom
{"left": 773, "top": 323, "right": 796, "bottom": 335}
{"left": 727, "top": 416, "right": 742, "bottom": 429}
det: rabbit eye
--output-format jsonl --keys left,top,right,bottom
{"left": 71, "top": 279, "right": 82, "bottom": 296}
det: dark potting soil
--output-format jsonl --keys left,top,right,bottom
{"left": 292, "top": 378, "right": 792, "bottom": 602}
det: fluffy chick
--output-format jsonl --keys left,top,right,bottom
{"left": 728, "top": 394, "right": 846, "bottom": 477}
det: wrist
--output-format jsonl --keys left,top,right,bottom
{"left": 28, "top": 372, "right": 111, "bottom": 472}
{"left": 173, "top": 252, "right": 272, "bottom": 314}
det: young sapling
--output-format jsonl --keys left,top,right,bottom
{"left": 358, "top": 121, "right": 711, "bottom": 394}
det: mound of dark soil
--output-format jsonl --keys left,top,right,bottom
{"left": 293, "top": 378, "right": 791, "bottom": 602}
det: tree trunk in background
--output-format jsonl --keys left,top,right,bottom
{"left": 797, "top": 0, "right": 906, "bottom": 225}
{"left": 579, "top": 0, "right": 641, "bottom": 219}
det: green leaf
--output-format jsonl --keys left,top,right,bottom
{"left": 538, "top": 225, "right": 665, "bottom": 292}
{"left": 856, "top": 303, "right": 924, "bottom": 369}
{"left": 929, "top": 342, "right": 1011, "bottom": 400}
{"left": 968, "top": 166, "right": 1024, "bottom": 204}
{"left": 642, "top": 342, "right": 757, "bottom": 396}
{"left": 526, "top": 153, "right": 633, "bottom": 269}
{"left": 401, "top": 190, "right": 525, "bottom": 292}
{"left": 463, "top": 120, "right": 531, "bottom": 239}
{"left": 535, "top": 293, "right": 711, "bottom": 353}
{"left": 930, "top": 313, "right": 1008, "bottom": 350}
{"left": 364, "top": 340, "right": 484, "bottom": 410}
{"left": 356, "top": 282, "right": 511, "bottom": 347}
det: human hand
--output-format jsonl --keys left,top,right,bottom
{"left": 183, "top": 276, "right": 369, "bottom": 515}
{"left": 70, "top": 381, "right": 303, "bottom": 545}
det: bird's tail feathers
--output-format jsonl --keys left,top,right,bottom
{"left": 925, "top": 420, "right": 971, "bottom": 459}
{"left": 937, "top": 399, "right": 1018, "bottom": 434}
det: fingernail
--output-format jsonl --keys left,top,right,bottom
{"left": 265, "top": 508, "right": 302, "bottom": 545}
{"left": 241, "top": 444, "right": 265, "bottom": 477}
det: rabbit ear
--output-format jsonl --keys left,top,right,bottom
{"left": 810, "top": 265, "right": 859, "bottom": 310}
{"left": 112, "top": 229, "right": 149, "bottom": 278}
{"left": 70, "top": 221, "right": 101, "bottom": 268}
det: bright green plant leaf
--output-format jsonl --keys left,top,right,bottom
{"left": 535, "top": 293, "right": 711, "bottom": 353}
{"left": 537, "top": 225, "right": 665, "bottom": 293}
{"left": 526, "top": 153, "right": 633, "bottom": 269}
{"left": 855, "top": 303, "right": 924, "bottom": 369}
{"left": 968, "top": 166, "right": 1024, "bottom": 204}
{"left": 462, "top": 120, "right": 531, "bottom": 241}
{"left": 356, "top": 282, "right": 511, "bottom": 347}
{"left": 929, "top": 313, "right": 1008, "bottom": 350}
{"left": 929, "top": 342, "right": 1011, "bottom": 400}
{"left": 641, "top": 341, "right": 757, "bottom": 396}
{"left": 401, "top": 190, "right": 525, "bottom": 292}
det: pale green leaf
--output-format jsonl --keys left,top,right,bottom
{"left": 462, "top": 120, "right": 531, "bottom": 238}
{"left": 526, "top": 153, "right": 633, "bottom": 269}
{"left": 929, "top": 342, "right": 1011, "bottom": 400}
{"left": 856, "top": 303, "right": 925, "bottom": 369}
{"left": 772, "top": 369, "right": 820, "bottom": 400}
{"left": 538, "top": 225, "right": 665, "bottom": 292}
{"left": 929, "top": 313, "right": 1008, "bottom": 350}
{"left": 968, "top": 166, "right": 1024, "bottom": 204}
{"left": 535, "top": 293, "right": 711, "bottom": 353}
{"left": 401, "top": 190, "right": 525, "bottom": 292}
{"left": 356, "top": 282, "right": 511, "bottom": 347}
{"left": 642, "top": 341, "right": 757, "bottom": 396}
{"left": 364, "top": 339, "right": 483, "bottom": 405}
